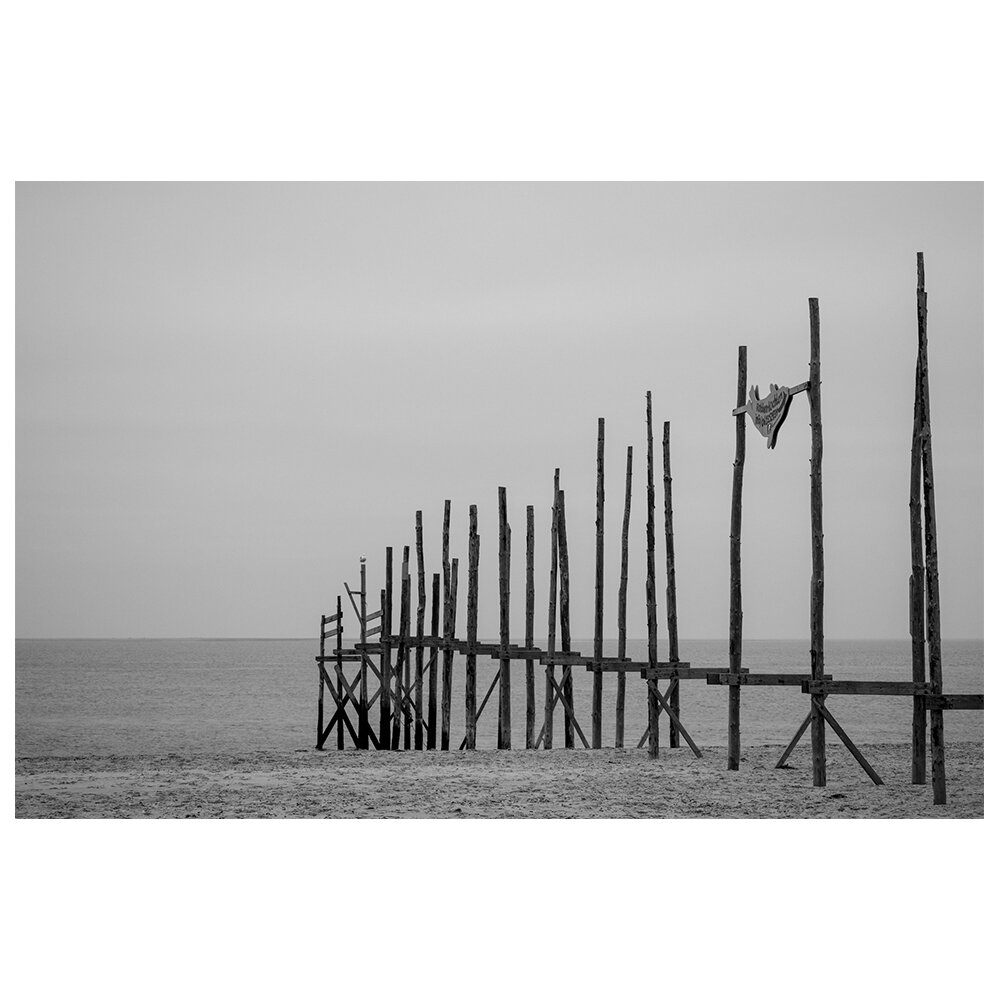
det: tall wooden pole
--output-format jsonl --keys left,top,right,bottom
{"left": 335, "top": 594, "right": 344, "bottom": 750}
{"left": 544, "top": 469, "right": 559, "bottom": 749}
{"left": 465, "top": 506, "right": 480, "bottom": 750}
{"left": 415, "top": 512, "right": 426, "bottom": 751}
{"left": 440, "top": 556, "right": 459, "bottom": 750}
{"left": 427, "top": 572, "right": 440, "bottom": 750}
{"left": 663, "top": 421, "right": 680, "bottom": 748}
{"left": 808, "top": 299, "right": 827, "bottom": 787}
{"left": 317, "top": 612, "right": 325, "bottom": 749}
{"left": 616, "top": 446, "right": 633, "bottom": 748}
{"left": 909, "top": 352, "right": 927, "bottom": 783}
{"left": 916, "top": 252, "right": 947, "bottom": 804}
{"left": 728, "top": 349, "right": 746, "bottom": 770}
{"left": 593, "top": 418, "right": 605, "bottom": 748}
{"left": 557, "top": 487, "right": 574, "bottom": 748}
{"left": 645, "top": 391, "right": 659, "bottom": 758}
{"left": 525, "top": 505, "right": 536, "bottom": 749}
{"left": 498, "top": 488, "right": 512, "bottom": 750}
{"left": 381, "top": 549, "right": 394, "bottom": 750}
{"left": 358, "top": 560, "right": 369, "bottom": 750}
{"left": 392, "top": 546, "right": 409, "bottom": 750}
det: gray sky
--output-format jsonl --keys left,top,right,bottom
{"left": 16, "top": 182, "right": 982, "bottom": 639}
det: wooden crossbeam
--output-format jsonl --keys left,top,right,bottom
{"left": 322, "top": 612, "right": 342, "bottom": 625}
{"left": 637, "top": 679, "right": 677, "bottom": 749}
{"left": 325, "top": 661, "right": 381, "bottom": 749}
{"left": 803, "top": 680, "right": 932, "bottom": 696}
{"left": 815, "top": 701, "right": 883, "bottom": 785}
{"left": 534, "top": 670, "right": 590, "bottom": 749}
{"left": 637, "top": 680, "right": 702, "bottom": 757}
{"left": 923, "top": 694, "right": 983, "bottom": 711}
{"left": 586, "top": 659, "right": 691, "bottom": 674}
{"left": 775, "top": 711, "right": 812, "bottom": 768}
{"left": 459, "top": 667, "right": 502, "bottom": 751}
{"left": 707, "top": 672, "right": 833, "bottom": 686}
{"left": 321, "top": 663, "right": 379, "bottom": 749}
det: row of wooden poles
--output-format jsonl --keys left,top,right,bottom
{"left": 317, "top": 255, "right": 980, "bottom": 803}
{"left": 318, "top": 391, "right": 689, "bottom": 757}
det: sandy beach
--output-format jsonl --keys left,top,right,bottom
{"left": 15, "top": 740, "right": 983, "bottom": 818}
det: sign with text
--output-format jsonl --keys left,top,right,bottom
{"left": 746, "top": 383, "right": 793, "bottom": 448}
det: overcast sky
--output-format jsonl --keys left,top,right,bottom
{"left": 16, "top": 182, "right": 982, "bottom": 639}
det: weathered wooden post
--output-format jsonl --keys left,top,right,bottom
{"left": 616, "top": 446, "right": 633, "bottom": 748}
{"left": 645, "top": 391, "right": 659, "bottom": 758}
{"left": 427, "top": 572, "right": 440, "bottom": 749}
{"left": 381, "top": 547, "right": 393, "bottom": 750}
{"left": 465, "top": 505, "right": 480, "bottom": 750}
{"left": 317, "top": 612, "right": 326, "bottom": 750}
{"left": 415, "top": 512, "right": 427, "bottom": 751}
{"left": 916, "top": 253, "right": 947, "bottom": 804}
{"left": 593, "top": 418, "right": 605, "bottom": 748}
{"left": 557, "top": 487, "right": 574, "bottom": 748}
{"left": 358, "top": 560, "right": 370, "bottom": 750}
{"left": 498, "top": 488, "right": 512, "bottom": 750}
{"left": 441, "top": 556, "right": 458, "bottom": 750}
{"left": 392, "top": 547, "right": 410, "bottom": 750}
{"left": 663, "top": 422, "right": 680, "bottom": 748}
{"left": 335, "top": 594, "right": 344, "bottom": 750}
{"left": 909, "top": 353, "right": 927, "bottom": 784}
{"left": 729, "top": 349, "right": 746, "bottom": 770}
{"left": 807, "top": 300, "right": 827, "bottom": 787}
{"left": 525, "top": 505, "right": 536, "bottom": 749}
{"left": 544, "top": 470, "right": 559, "bottom": 749}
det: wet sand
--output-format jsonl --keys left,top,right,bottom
{"left": 15, "top": 740, "right": 983, "bottom": 818}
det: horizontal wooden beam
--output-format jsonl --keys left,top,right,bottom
{"left": 587, "top": 660, "right": 692, "bottom": 674}
{"left": 803, "top": 680, "right": 933, "bottom": 696}
{"left": 322, "top": 612, "right": 342, "bottom": 625}
{"left": 316, "top": 654, "right": 366, "bottom": 662}
{"left": 924, "top": 693, "right": 983, "bottom": 711}
{"left": 707, "top": 672, "right": 833, "bottom": 686}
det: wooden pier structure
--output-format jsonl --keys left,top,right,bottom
{"left": 315, "top": 255, "right": 981, "bottom": 805}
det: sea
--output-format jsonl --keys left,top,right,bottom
{"left": 14, "top": 638, "right": 983, "bottom": 758}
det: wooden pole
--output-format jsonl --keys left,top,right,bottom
{"left": 544, "top": 469, "right": 559, "bottom": 749}
{"left": 392, "top": 546, "right": 409, "bottom": 750}
{"left": 336, "top": 594, "right": 344, "bottom": 750}
{"left": 663, "top": 421, "right": 680, "bottom": 749}
{"left": 616, "top": 446, "right": 633, "bottom": 749}
{"left": 916, "top": 253, "right": 947, "bottom": 804}
{"left": 593, "top": 418, "right": 605, "bottom": 749}
{"left": 465, "top": 506, "right": 480, "bottom": 751}
{"left": 440, "top": 500, "right": 452, "bottom": 751}
{"left": 403, "top": 549, "right": 413, "bottom": 750}
{"left": 415, "top": 512, "right": 426, "bottom": 751}
{"left": 729, "top": 349, "right": 746, "bottom": 771}
{"left": 441, "top": 556, "right": 458, "bottom": 750}
{"left": 808, "top": 299, "right": 827, "bottom": 787}
{"left": 498, "top": 488, "right": 512, "bottom": 750}
{"left": 317, "top": 612, "right": 325, "bottom": 749}
{"left": 525, "top": 505, "right": 536, "bottom": 749}
{"left": 557, "top": 487, "right": 574, "bottom": 748}
{"left": 442, "top": 499, "right": 451, "bottom": 600}
{"left": 359, "top": 560, "right": 370, "bottom": 750}
{"left": 909, "top": 354, "right": 927, "bottom": 784}
{"left": 427, "top": 572, "right": 440, "bottom": 750}
{"left": 645, "top": 391, "right": 659, "bottom": 758}
{"left": 380, "top": 548, "right": 393, "bottom": 749}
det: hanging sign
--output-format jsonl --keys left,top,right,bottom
{"left": 746, "top": 383, "right": 793, "bottom": 449}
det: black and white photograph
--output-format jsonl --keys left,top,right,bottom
{"left": 15, "top": 181, "right": 984, "bottom": 819}
{"left": 6, "top": 4, "right": 992, "bottom": 999}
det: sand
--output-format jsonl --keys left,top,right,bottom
{"left": 15, "top": 740, "right": 983, "bottom": 818}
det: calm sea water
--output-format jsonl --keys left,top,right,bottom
{"left": 15, "top": 638, "right": 983, "bottom": 757}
